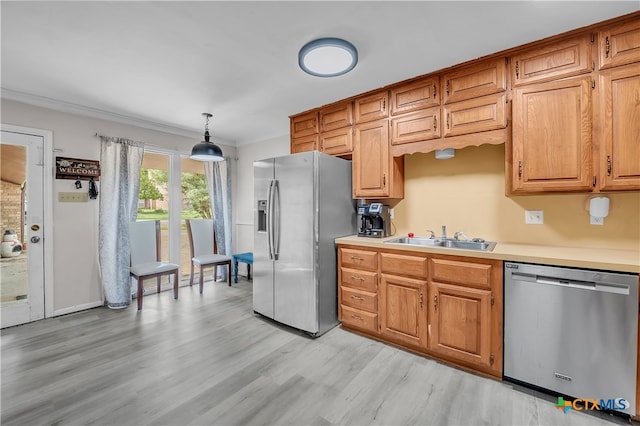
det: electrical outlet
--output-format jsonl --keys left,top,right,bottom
{"left": 590, "top": 215, "right": 604, "bottom": 225}
{"left": 525, "top": 210, "right": 544, "bottom": 224}
{"left": 389, "top": 208, "right": 394, "bottom": 219}
{"left": 58, "top": 192, "right": 88, "bottom": 202}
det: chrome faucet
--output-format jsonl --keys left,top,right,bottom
{"left": 441, "top": 225, "right": 447, "bottom": 240}
{"left": 426, "top": 230, "right": 436, "bottom": 239}
{"left": 454, "top": 231, "right": 470, "bottom": 241}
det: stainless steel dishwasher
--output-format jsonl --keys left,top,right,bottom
{"left": 504, "top": 262, "right": 638, "bottom": 415}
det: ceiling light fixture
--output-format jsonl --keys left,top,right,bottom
{"left": 190, "top": 112, "right": 224, "bottom": 162}
{"left": 298, "top": 37, "right": 358, "bottom": 77}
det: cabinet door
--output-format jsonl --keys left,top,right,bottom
{"left": 290, "top": 134, "right": 317, "bottom": 154}
{"left": 390, "top": 108, "right": 440, "bottom": 145}
{"left": 511, "top": 76, "right": 592, "bottom": 192}
{"left": 511, "top": 36, "right": 592, "bottom": 86}
{"left": 390, "top": 76, "right": 439, "bottom": 115}
{"left": 599, "top": 65, "right": 640, "bottom": 190}
{"left": 443, "top": 92, "right": 507, "bottom": 137}
{"left": 290, "top": 111, "right": 319, "bottom": 138}
{"left": 353, "top": 120, "right": 390, "bottom": 198}
{"left": 320, "top": 127, "right": 353, "bottom": 156}
{"left": 429, "top": 282, "right": 491, "bottom": 368}
{"left": 320, "top": 102, "right": 353, "bottom": 132}
{"left": 354, "top": 91, "right": 389, "bottom": 123}
{"left": 599, "top": 20, "right": 640, "bottom": 69}
{"left": 380, "top": 274, "right": 428, "bottom": 348}
{"left": 443, "top": 58, "right": 507, "bottom": 104}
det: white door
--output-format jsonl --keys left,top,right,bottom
{"left": 1, "top": 130, "right": 45, "bottom": 327}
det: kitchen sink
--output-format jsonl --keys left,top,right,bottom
{"left": 384, "top": 236, "right": 496, "bottom": 252}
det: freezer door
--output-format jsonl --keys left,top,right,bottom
{"left": 273, "top": 152, "right": 317, "bottom": 333}
{"left": 253, "top": 158, "right": 275, "bottom": 318}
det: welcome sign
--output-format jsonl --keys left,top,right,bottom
{"left": 55, "top": 157, "right": 100, "bottom": 181}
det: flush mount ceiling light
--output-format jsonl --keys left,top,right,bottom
{"left": 298, "top": 37, "right": 358, "bottom": 77}
{"left": 190, "top": 112, "right": 224, "bottom": 162}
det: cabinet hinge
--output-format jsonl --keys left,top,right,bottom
{"left": 593, "top": 176, "right": 597, "bottom": 187}
{"left": 592, "top": 79, "right": 596, "bottom": 89}
{"left": 590, "top": 33, "right": 595, "bottom": 44}
{"left": 592, "top": 61, "right": 595, "bottom": 71}
{"left": 490, "top": 353, "right": 495, "bottom": 365}
{"left": 491, "top": 293, "right": 495, "bottom": 306}
{"left": 505, "top": 57, "right": 509, "bottom": 65}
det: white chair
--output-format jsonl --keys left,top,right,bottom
{"left": 185, "top": 219, "right": 232, "bottom": 293}
{"left": 129, "top": 220, "right": 179, "bottom": 310}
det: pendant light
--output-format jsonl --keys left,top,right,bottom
{"left": 190, "top": 112, "right": 224, "bottom": 162}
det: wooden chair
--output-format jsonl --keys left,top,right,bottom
{"left": 185, "top": 219, "right": 232, "bottom": 293}
{"left": 129, "top": 220, "right": 179, "bottom": 310}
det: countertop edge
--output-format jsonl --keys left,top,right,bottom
{"left": 335, "top": 236, "right": 640, "bottom": 274}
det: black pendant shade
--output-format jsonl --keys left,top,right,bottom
{"left": 190, "top": 113, "right": 224, "bottom": 162}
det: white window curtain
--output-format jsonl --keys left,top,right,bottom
{"left": 205, "top": 159, "right": 232, "bottom": 280}
{"left": 98, "top": 136, "right": 144, "bottom": 309}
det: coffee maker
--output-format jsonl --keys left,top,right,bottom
{"left": 357, "top": 202, "right": 391, "bottom": 238}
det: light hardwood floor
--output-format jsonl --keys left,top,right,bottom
{"left": 1, "top": 278, "right": 629, "bottom": 425}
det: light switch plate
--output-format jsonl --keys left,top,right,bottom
{"left": 525, "top": 210, "right": 544, "bottom": 224}
{"left": 58, "top": 192, "right": 88, "bottom": 202}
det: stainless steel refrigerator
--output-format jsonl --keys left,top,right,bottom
{"left": 253, "top": 151, "right": 356, "bottom": 336}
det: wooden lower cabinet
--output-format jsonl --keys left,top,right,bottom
{"left": 379, "top": 273, "right": 428, "bottom": 348}
{"left": 428, "top": 282, "right": 492, "bottom": 367}
{"left": 338, "top": 244, "right": 503, "bottom": 379}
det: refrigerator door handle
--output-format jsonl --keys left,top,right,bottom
{"left": 273, "top": 180, "right": 281, "bottom": 260}
{"left": 267, "top": 179, "right": 274, "bottom": 260}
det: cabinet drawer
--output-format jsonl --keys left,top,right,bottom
{"left": 341, "top": 267, "right": 378, "bottom": 292}
{"left": 341, "top": 305, "right": 378, "bottom": 334}
{"left": 442, "top": 92, "right": 507, "bottom": 137}
{"left": 340, "top": 248, "right": 378, "bottom": 271}
{"left": 341, "top": 286, "right": 377, "bottom": 313}
{"left": 291, "top": 111, "right": 319, "bottom": 137}
{"left": 442, "top": 58, "right": 507, "bottom": 104}
{"left": 390, "top": 108, "right": 440, "bottom": 145}
{"left": 320, "top": 127, "right": 353, "bottom": 155}
{"left": 380, "top": 252, "right": 428, "bottom": 278}
{"left": 511, "top": 36, "right": 591, "bottom": 86}
{"left": 290, "top": 134, "right": 317, "bottom": 153}
{"left": 430, "top": 258, "right": 493, "bottom": 289}
{"left": 354, "top": 91, "right": 389, "bottom": 123}
{"left": 599, "top": 19, "right": 640, "bottom": 70}
{"left": 390, "top": 76, "right": 439, "bottom": 115}
{"left": 320, "top": 102, "right": 353, "bottom": 132}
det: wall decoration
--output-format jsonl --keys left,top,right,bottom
{"left": 55, "top": 157, "right": 100, "bottom": 181}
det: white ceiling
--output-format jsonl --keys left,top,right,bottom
{"left": 2, "top": 1, "right": 638, "bottom": 147}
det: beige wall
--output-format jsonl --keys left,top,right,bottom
{"left": 2, "top": 99, "right": 237, "bottom": 314}
{"left": 393, "top": 144, "right": 640, "bottom": 251}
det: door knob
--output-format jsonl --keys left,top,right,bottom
{"left": 30, "top": 236, "right": 41, "bottom": 243}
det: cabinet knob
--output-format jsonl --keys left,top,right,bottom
{"left": 515, "top": 60, "right": 520, "bottom": 79}
{"left": 518, "top": 161, "right": 523, "bottom": 179}
{"left": 433, "top": 115, "right": 437, "bottom": 132}
{"left": 607, "top": 155, "right": 612, "bottom": 176}
{"left": 605, "top": 36, "right": 610, "bottom": 58}
{"left": 434, "top": 295, "right": 438, "bottom": 311}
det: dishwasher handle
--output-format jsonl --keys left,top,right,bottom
{"left": 510, "top": 272, "right": 630, "bottom": 295}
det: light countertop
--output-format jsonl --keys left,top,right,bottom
{"left": 335, "top": 235, "right": 640, "bottom": 274}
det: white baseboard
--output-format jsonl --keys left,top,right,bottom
{"left": 53, "top": 300, "right": 104, "bottom": 317}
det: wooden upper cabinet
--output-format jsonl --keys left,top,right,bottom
{"left": 319, "top": 126, "right": 353, "bottom": 156}
{"left": 291, "top": 134, "right": 317, "bottom": 154}
{"left": 390, "top": 76, "right": 439, "bottom": 115}
{"left": 290, "top": 111, "right": 319, "bottom": 138}
{"left": 599, "top": 19, "right": 640, "bottom": 69}
{"left": 598, "top": 64, "right": 640, "bottom": 190}
{"left": 390, "top": 107, "right": 440, "bottom": 145}
{"left": 511, "top": 76, "right": 593, "bottom": 193}
{"left": 319, "top": 101, "right": 353, "bottom": 132}
{"left": 442, "top": 58, "right": 507, "bottom": 104}
{"left": 354, "top": 91, "right": 389, "bottom": 123}
{"left": 511, "top": 35, "right": 592, "bottom": 86}
{"left": 443, "top": 92, "right": 507, "bottom": 137}
{"left": 352, "top": 119, "right": 404, "bottom": 199}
